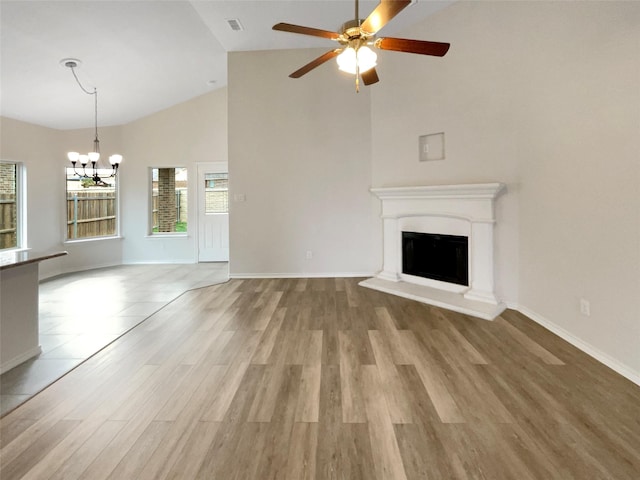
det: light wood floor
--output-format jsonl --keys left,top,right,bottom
{"left": 1, "top": 263, "right": 229, "bottom": 415}
{"left": 1, "top": 278, "right": 639, "bottom": 479}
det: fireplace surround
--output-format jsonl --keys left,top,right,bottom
{"left": 360, "top": 183, "right": 506, "bottom": 320}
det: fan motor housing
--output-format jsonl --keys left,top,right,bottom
{"left": 341, "top": 19, "right": 370, "bottom": 40}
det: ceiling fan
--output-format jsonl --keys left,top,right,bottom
{"left": 272, "top": 0, "right": 450, "bottom": 91}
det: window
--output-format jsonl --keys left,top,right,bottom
{"left": 0, "top": 162, "right": 23, "bottom": 250}
{"left": 151, "top": 167, "right": 188, "bottom": 234}
{"left": 66, "top": 167, "right": 118, "bottom": 240}
{"left": 205, "top": 173, "right": 228, "bottom": 214}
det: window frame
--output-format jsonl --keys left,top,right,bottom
{"left": 64, "top": 166, "right": 120, "bottom": 243}
{"left": 148, "top": 166, "right": 189, "bottom": 236}
{"left": 0, "top": 161, "right": 26, "bottom": 251}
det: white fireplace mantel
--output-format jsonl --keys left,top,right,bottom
{"left": 360, "top": 183, "right": 506, "bottom": 320}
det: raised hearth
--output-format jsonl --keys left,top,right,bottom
{"left": 360, "top": 183, "right": 506, "bottom": 320}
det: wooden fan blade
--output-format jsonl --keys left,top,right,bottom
{"left": 360, "top": 0, "right": 411, "bottom": 35}
{"left": 376, "top": 37, "right": 450, "bottom": 56}
{"left": 290, "top": 50, "right": 341, "bottom": 78}
{"left": 361, "top": 68, "right": 380, "bottom": 85}
{"left": 273, "top": 23, "right": 340, "bottom": 40}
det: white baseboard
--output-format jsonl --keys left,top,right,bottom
{"left": 1, "top": 346, "right": 42, "bottom": 375}
{"left": 229, "top": 272, "right": 376, "bottom": 279}
{"left": 517, "top": 305, "right": 640, "bottom": 387}
{"left": 123, "top": 260, "right": 196, "bottom": 265}
{"left": 504, "top": 300, "right": 520, "bottom": 311}
{"left": 39, "top": 261, "right": 123, "bottom": 281}
{"left": 40, "top": 261, "right": 202, "bottom": 282}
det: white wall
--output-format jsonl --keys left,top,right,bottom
{"left": 1, "top": 117, "right": 62, "bottom": 277}
{"left": 120, "top": 88, "right": 228, "bottom": 264}
{"left": 0, "top": 117, "right": 125, "bottom": 277}
{"left": 59, "top": 125, "right": 125, "bottom": 273}
{"left": 513, "top": 2, "right": 640, "bottom": 380}
{"left": 370, "top": 1, "right": 640, "bottom": 379}
{"left": 227, "top": 49, "right": 377, "bottom": 277}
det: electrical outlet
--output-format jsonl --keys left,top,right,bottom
{"left": 579, "top": 298, "right": 590, "bottom": 316}
{"left": 306, "top": 250, "right": 313, "bottom": 260}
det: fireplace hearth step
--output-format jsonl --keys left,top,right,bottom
{"left": 359, "top": 277, "right": 506, "bottom": 321}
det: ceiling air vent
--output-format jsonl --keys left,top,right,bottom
{"left": 226, "top": 18, "right": 244, "bottom": 31}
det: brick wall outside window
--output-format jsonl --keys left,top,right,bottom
{"left": 157, "top": 168, "right": 176, "bottom": 232}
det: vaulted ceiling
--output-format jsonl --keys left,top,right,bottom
{"left": 0, "top": 0, "right": 451, "bottom": 129}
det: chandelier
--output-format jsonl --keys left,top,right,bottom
{"left": 62, "top": 59, "right": 122, "bottom": 186}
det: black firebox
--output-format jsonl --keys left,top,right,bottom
{"left": 402, "top": 231, "right": 469, "bottom": 286}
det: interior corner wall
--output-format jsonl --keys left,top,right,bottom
{"left": 0, "top": 117, "right": 67, "bottom": 278}
{"left": 227, "top": 49, "right": 377, "bottom": 277}
{"left": 0, "top": 117, "right": 126, "bottom": 278}
{"left": 370, "top": 1, "right": 639, "bottom": 380}
{"left": 1, "top": 88, "right": 227, "bottom": 275}
{"left": 513, "top": 1, "right": 640, "bottom": 380}
{"left": 120, "top": 88, "right": 228, "bottom": 264}
{"left": 58, "top": 125, "right": 125, "bottom": 274}
{"left": 370, "top": 1, "right": 521, "bottom": 305}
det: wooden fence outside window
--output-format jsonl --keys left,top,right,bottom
{"left": 67, "top": 191, "right": 116, "bottom": 239}
{"left": 0, "top": 194, "right": 17, "bottom": 249}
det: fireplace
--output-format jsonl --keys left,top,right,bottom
{"left": 402, "top": 232, "right": 469, "bottom": 286}
{"left": 360, "top": 183, "right": 506, "bottom": 320}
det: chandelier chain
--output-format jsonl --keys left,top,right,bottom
{"left": 69, "top": 65, "right": 99, "bottom": 146}
{"left": 69, "top": 65, "right": 94, "bottom": 95}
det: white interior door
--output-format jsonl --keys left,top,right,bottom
{"left": 197, "top": 162, "right": 229, "bottom": 262}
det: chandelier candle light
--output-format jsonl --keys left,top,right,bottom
{"left": 62, "top": 59, "right": 122, "bottom": 186}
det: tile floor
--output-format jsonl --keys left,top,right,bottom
{"left": 0, "top": 262, "right": 229, "bottom": 416}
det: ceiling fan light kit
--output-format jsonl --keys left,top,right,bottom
{"left": 337, "top": 45, "right": 377, "bottom": 74}
{"left": 272, "top": 0, "right": 450, "bottom": 91}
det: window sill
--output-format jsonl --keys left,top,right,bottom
{"left": 0, "top": 246, "right": 30, "bottom": 254}
{"left": 64, "top": 235, "right": 124, "bottom": 245}
{"left": 144, "top": 234, "right": 190, "bottom": 239}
